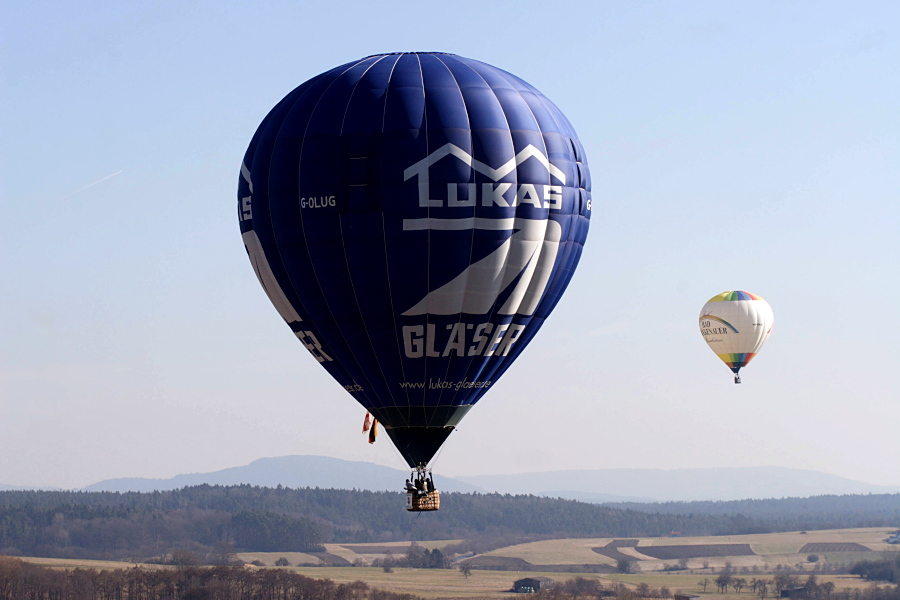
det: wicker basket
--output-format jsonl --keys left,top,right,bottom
{"left": 406, "top": 490, "right": 440, "bottom": 511}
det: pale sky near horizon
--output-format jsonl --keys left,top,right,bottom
{"left": 2, "top": 1, "right": 898, "bottom": 490}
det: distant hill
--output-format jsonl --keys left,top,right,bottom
{"left": 457, "top": 466, "right": 900, "bottom": 502}
{"left": 83, "top": 455, "right": 482, "bottom": 494}
{"left": 0, "top": 483, "right": 59, "bottom": 491}
{"left": 14, "top": 457, "right": 891, "bottom": 501}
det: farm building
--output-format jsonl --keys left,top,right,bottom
{"left": 674, "top": 595, "right": 699, "bottom": 600}
{"left": 513, "top": 577, "right": 554, "bottom": 593}
{"left": 781, "top": 586, "right": 808, "bottom": 598}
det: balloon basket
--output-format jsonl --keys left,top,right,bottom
{"left": 407, "top": 490, "right": 440, "bottom": 511}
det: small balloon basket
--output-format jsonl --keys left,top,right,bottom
{"left": 407, "top": 490, "right": 440, "bottom": 511}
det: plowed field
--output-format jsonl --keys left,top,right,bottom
{"left": 799, "top": 542, "right": 871, "bottom": 553}
{"left": 633, "top": 544, "right": 755, "bottom": 559}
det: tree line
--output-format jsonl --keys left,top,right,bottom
{"left": 0, "top": 556, "right": 418, "bottom": 600}
{"left": 1, "top": 486, "right": 899, "bottom": 561}
{"left": 608, "top": 494, "right": 900, "bottom": 533}
{"left": 371, "top": 543, "right": 450, "bottom": 571}
{"left": 851, "top": 557, "right": 900, "bottom": 584}
{"left": 530, "top": 574, "right": 900, "bottom": 600}
{"left": 0, "top": 504, "right": 323, "bottom": 560}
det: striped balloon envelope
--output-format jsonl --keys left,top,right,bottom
{"left": 699, "top": 291, "right": 774, "bottom": 383}
{"left": 238, "top": 53, "right": 591, "bottom": 471}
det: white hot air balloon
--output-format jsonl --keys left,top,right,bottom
{"left": 699, "top": 291, "right": 774, "bottom": 383}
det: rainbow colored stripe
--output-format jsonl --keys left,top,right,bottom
{"left": 700, "top": 315, "right": 739, "bottom": 333}
{"left": 717, "top": 352, "right": 757, "bottom": 370}
{"left": 707, "top": 290, "right": 763, "bottom": 302}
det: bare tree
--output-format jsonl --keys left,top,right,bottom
{"left": 170, "top": 549, "right": 201, "bottom": 569}
{"left": 715, "top": 574, "right": 734, "bottom": 593}
{"left": 617, "top": 559, "right": 635, "bottom": 574}
{"left": 774, "top": 573, "right": 798, "bottom": 595}
{"left": 209, "top": 541, "right": 238, "bottom": 566}
{"left": 750, "top": 578, "right": 771, "bottom": 599}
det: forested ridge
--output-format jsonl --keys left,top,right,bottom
{"left": 1, "top": 486, "right": 898, "bottom": 560}
{"left": 609, "top": 494, "right": 900, "bottom": 527}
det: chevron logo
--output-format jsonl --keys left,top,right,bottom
{"left": 403, "top": 143, "right": 565, "bottom": 209}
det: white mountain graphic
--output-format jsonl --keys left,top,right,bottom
{"left": 401, "top": 144, "right": 566, "bottom": 317}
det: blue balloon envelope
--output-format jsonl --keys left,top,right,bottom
{"left": 239, "top": 53, "right": 591, "bottom": 468}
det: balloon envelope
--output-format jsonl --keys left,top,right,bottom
{"left": 239, "top": 53, "right": 591, "bottom": 467}
{"left": 699, "top": 291, "right": 774, "bottom": 379}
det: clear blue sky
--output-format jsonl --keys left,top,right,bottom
{"left": 2, "top": 0, "right": 898, "bottom": 489}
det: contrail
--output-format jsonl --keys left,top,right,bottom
{"left": 62, "top": 170, "right": 123, "bottom": 198}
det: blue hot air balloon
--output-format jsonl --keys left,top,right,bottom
{"left": 238, "top": 52, "right": 591, "bottom": 502}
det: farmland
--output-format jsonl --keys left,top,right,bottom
{"left": 243, "top": 528, "right": 898, "bottom": 598}
{"left": 228, "top": 528, "right": 899, "bottom": 598}
{"left": 469, "top": 527, "right": 897, "bottom": 572}
{"left": 9, "top": 527, "right": 899, "bottom": 599}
